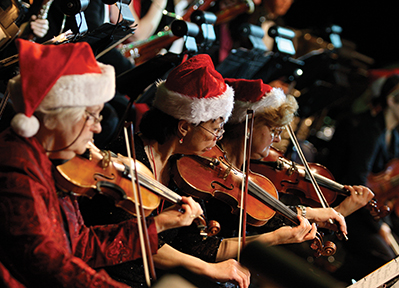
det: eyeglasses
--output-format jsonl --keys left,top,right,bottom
{"left": 269, "top": 126, "right": 284, "bottom": 139}
{"left": 85, "top": 110, "right": 103, "bottom": 124}
{"left": 198, "top": 124, "right": 225, "bottom": 140}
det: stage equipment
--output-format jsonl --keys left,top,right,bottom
{"left": 268, "top": 24, "right": 296, "bottom": 56}
{"left": 239, "top": 23, "right": 266, "bottom": 52}
{"left": 0, "top": 0, "right": 24, "bottom": 51}
{"left": 60, "top": 0, "right": 134, "bottom": 34}
{"left": 170, "top": 20, "right": 200, "bottom": 52}
{"left": 190, "top": 10, "right": 217, "bottom": 49}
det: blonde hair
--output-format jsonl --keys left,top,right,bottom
{"left": 254, "top": 94, "right": 298, "bottom": 127}
{"left": 222, "top": 94, "right": 298, "bottom": 142}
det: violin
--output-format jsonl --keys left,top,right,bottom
{"left": 367, "top": 158, "right": 399, "bottom": 216}
{"left": 251, "top": 146, "right": 390, "bottom": 220}
{"left": 171, "top": 145, "right": 336, "bottom": 257}
{"left": 54, "top": 142, "right": 220, "bottom": 238}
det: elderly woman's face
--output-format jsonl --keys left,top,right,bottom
{"left": 48, "top": 104, "right": 103, "bottom": 160}
{"left": 181, "top": 118, "right": 225, "bottom": 155}
{"left": 251, "top": 122, "right": 282, "bottom": 160}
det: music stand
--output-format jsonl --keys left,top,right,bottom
{"left": 73, "top": 22, "right": 134, "bottom": 58}
{"left": 347, "top": 256, "right": 399, "bottom": 288}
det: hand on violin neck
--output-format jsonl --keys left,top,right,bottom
{"left": 334, "top": 185, "right": 375, "bottom": 217}
{"left": 305, "top": 207, "right": 348, "bottom": 237}
{"left": 154, "top": 196, "right": 203, "bottom": 233}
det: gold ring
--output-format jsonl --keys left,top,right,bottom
{"left": 190, "top": 215, "right": 196, "bottom": 218}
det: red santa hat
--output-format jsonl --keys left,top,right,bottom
{"left": 225, "top": 78, "right": 287, "bottom": 123}
{"left": 7, "top": 39, "right": 115, "bottom": 138}
{"left": 153, "top": 54, "right": 234, "bottom": 124}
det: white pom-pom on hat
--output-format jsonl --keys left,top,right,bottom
{"left": 10, "top": 113, "right": 40, "bottom": 138}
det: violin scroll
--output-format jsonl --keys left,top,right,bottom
{"left": 195, "top": 217, "right": 221, "bottom": 239}
{"left": 311, "top": 232, "right": 336, "bottom": 258}
{"left": 365, "top": 199, "right": 391, "bottom": 221}
{"left": 206, "top": 220, "right": 221, "bottom": 236}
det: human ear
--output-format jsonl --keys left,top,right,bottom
{"left": 177, "top": 120, "right": 189, "bottom": 138}
{"left": 387, "top": 94, "right": 396, "bottom": 107}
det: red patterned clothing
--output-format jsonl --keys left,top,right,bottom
{"left": 0, "top": 128, "right": 158, "bottom": 287}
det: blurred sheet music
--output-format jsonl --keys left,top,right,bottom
{"left": 347, "top": 257, "right": 399, "bottom": 288}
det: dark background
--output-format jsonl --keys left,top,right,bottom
{"left": 282, "top": 0, "right": 399, "bottom": 69}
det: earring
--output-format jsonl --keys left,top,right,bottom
{"left": 179, "top": 137, "right": 183, "bottom": 144}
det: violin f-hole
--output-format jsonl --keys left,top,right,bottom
{"left": 280, "top": 178, "right": 300, "bottom": 188}
{"left": 94, "top": 172, "right": 115, "bottom": 181}
{"left": 96, "top": 181, "right": 128, "bottom": 202}
{"left": 211, "top": 180, "right": 234, "bottom": 190}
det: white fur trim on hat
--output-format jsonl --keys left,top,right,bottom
{"left": 153, "top": 81, "right": 234, "bottom": 124}
{"left": 42, "top": 62, "right": 115, "bottom": 109}
{"left": 229, "top": 87, "right": 287, "bottom": 123}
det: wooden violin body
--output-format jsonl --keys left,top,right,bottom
{"left": 252, "top": 146, "right": 390, "bottom": 220}
{"left": 250, "top": 147, "right": 345, "bottom": 208}
{"left": 55, "top": 142, "right": 220, "bottom": 237}
{"left": 171, "top": 145, "right": 336, "bottom": 257}
{"left": 172, "top": 146, "right": 278, "bottom": 227}
{"left": 55, "top": 142, "right": 161, "bottom": 216}
{"left": 367, "top": 158, "right": 399, "bottom": 216}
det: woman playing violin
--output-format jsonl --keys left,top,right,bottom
{"left": 202, "top": 78, "right": 373, "bottom": 242}
{"left": 80, "top": 54, "right": 332, "bottom": 288}
{"left": 0, "top": 39, "right": 202, "bottom": 288}
{"left": 81, "top": 53, "right": 250, "bottom": 287}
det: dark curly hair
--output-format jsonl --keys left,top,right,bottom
{"left": 138, "top": 107, "right": 180, "bottom": 144}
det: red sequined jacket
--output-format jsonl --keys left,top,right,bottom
{"left": 0, "top": 128, "right": 158, "bottom": 287}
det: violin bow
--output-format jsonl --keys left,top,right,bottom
{"left": 285, "top": 80, "right": 348, "bottom": 240}
{"left": 285, "top": 122, "right": 348, "bottom": 241}
{"left": 123, "top": 122, "right": 157, "bottom": 286}
{"left": 285, "top": 124, "right": 329, "bottom": 208}
{"left": 237, "top": 109, "right": 254, "bottom": 261}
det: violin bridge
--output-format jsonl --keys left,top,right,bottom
{"left": 101, "top": 150, "right": 111, "bottom": 169}
{"left": 223, "top": 166, "right": 231, "bottom": 180}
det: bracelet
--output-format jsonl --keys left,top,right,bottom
{"left": 298, "top": 205, "right": 307, "bottom": 218}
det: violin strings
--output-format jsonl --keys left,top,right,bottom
{"left": 248, "top": 180, "right": 298, "bottom": 223}
{"left": 125, "top": 164, "right": 182, "bottom": 204}
{"left": 200, "top": 153, "right": 299, "bottom": 223}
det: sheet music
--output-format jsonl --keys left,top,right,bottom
{"left": 347, "top": 257, "right": 399, "bottom": 288}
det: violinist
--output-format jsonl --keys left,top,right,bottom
{"left": 0, "top": 39, "right": 202, "bottom": 287}
{"left": 206, "top": 78, "right": 373, "bottom": 240}
{"left": 80, "top": 53, "right": 251, "bottom": 287}
{"left": 79, "top": 54, "right": 322, "bottom": 288}
{"left": 324, "top": 73, "right": 399, "bottom": 283}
